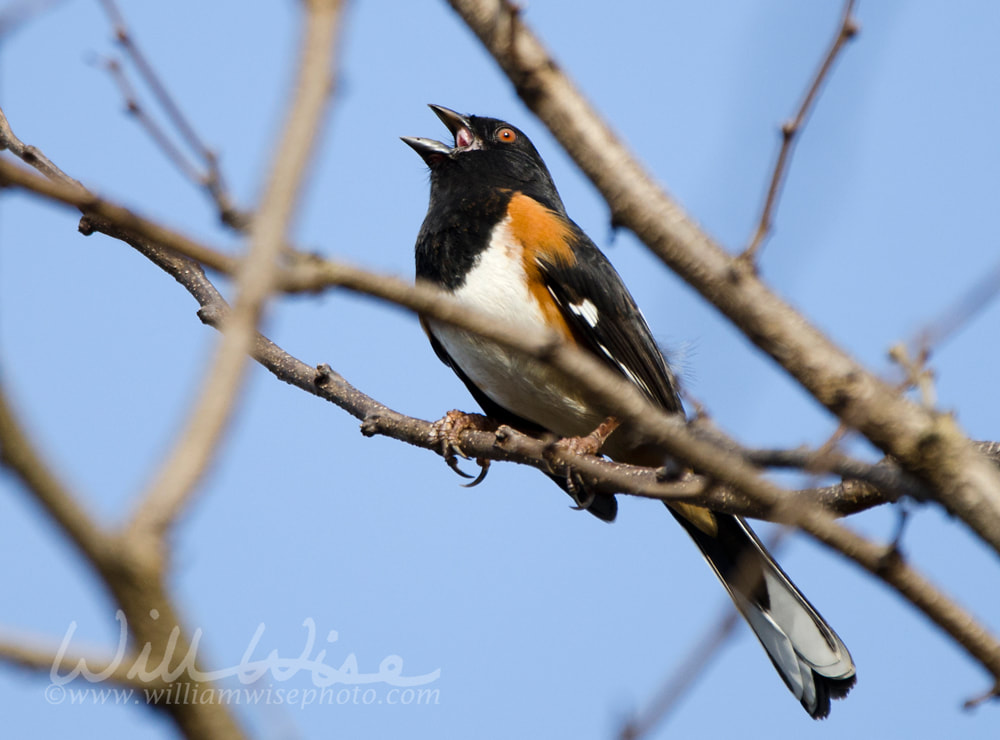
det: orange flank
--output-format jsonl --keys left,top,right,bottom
{"left": 507, "top": 193, "right": 577, "bottom": 341}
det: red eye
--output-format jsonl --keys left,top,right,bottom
{"left": 497, "top": 127, "right": 517, "bottom": 143}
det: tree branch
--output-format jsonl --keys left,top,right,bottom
{"left": 0, "top": 636, "right": 157, "bottom": 691}
{"left": 913, "top": 251, "right": 1000, "bottom": 359}
{"left": 96, "top": 0, "right": 249, "bottom": 229}
{"left": 100, "top": 54, "right": 207, "bottom": 186}
{"left": 0, "top": 387, "right": 112, "bottom": 571}
{"left": 0, "top": 140, "right": 238, "bottom": 275}
{"left": 0, "top": 375, "right": 246, "bottom": 739}
{"left": 125, "top": 0, "right": 345, "bottom": 542}
{"left": 620, "top": 531, "right": 790, "bottom": 740}
{"left": 741, "top": 0, "right": 859, "bottom": 262}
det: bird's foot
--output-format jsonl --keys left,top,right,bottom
{"left": 428, "top": 410, "right": 495, "bottom": 486}
{"left": 550, "top": 416, "right": 621, "bottom": 458}
{"left": 543, "top": 417, "right": 622, "bottom": 516}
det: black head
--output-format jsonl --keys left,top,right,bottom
{"left": 402, "top": 105, "right": 564, "bottom": 212}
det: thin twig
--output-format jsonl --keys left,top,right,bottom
{"left": 125, "top": 0, "right": 345, "bottom": 540}
{"left": 98, "top": 0, "right": 209, "bottom": 161}
{"left": 0, "top": 151, "right": 983, "bottom": 513}
{"left": 0, "top": 107, "right": 85, "bottom": 186}
{"left": 741, "top": 0, "right": 859, "bottom": 263}
{"left": 0, "top": 637, "right": 156, "bottom": 690}
{"left": 96, "top": 0, "right": 249, "bottom": 228}
{"left": 0, "top": 0, "right": 67, "bottom": 38}
{"left": 100, "top": 55, "right": 205, "bottom": 185}
{"left": 0, "top": 157, "right": 239, "bottom": 275}
{"left": 912, "top": 252, "right": 1000, "bottom": 358}
{"left": 621, "top": 532, "right": 789, "bottom": 739}
{"left": 889, "top": 342, "right": 937, "bottom": 408}
{"left": 689, "top": 417, "right": 928, "bottom": 501}
{"left": 963, "top": 682, "right": 1000, "bottom": 711}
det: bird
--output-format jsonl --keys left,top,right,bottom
{"left": 402, "top": 104, "right": 856, "bottom": 718}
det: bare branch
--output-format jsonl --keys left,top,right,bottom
{"left": 691, "top": 418, "right": 929, "bottom": 503}
{"left": 0, "top": 386, "right": 111, "bottom": 567}
{"left": 889, "top": 342, "right": 937, "bottom": 408}
{"left": 963, "top": 682, "right": 1000, "bottom": 711}
{"left": 0, "top": 156, "right": 238, "bottom": 274}
{"left": 97, "top": 0, "right": 209, "bottom": 163}
{"left": 0, "top": 106, "right": 85, "bottom": 187}
{"left": 445, "top": 0, "right": 1000, "bottom": 557}
{"left": 96, "top": 0, "right": 249, "bottom": 228}
{"left": 125, "top": 0, "right": 345, "bottom": 540}
{"left": 913, "top": 252, "right": 1000, "bottom": 358}
{"left": 0, "top": 0, "right": 67, "bottom": 38}
{"left": 99, "top": 55, "right": 206, "bottom": 185}
{"left": 742, "top": 0, "right": 859, "bottom": 262}
{"left": 0, "top": 636, "right": 157, "bottom": 691}
{"left": 621, "top": 532, "right": 789, "bottom": 739}
{"left": 0, "top": 380, "right": 245, "bottom": 739}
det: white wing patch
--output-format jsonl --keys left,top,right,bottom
{"left": 549, "top": 288, "right": 658, "bottom": 400}
{"left": 566, "top": 297, "right": 600, "bottom": 328}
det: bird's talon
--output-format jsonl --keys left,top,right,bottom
{"left": 445, "top": 453, "right": 476, "bottom": 479}
{"left": 461, "top": 458, "right": 491, "bottom": 488}
{"left": 566, "top": 474, "right": 597, "bottom": 511}
{"left": 448, "top": 440, "right": 470, "bottom": 460}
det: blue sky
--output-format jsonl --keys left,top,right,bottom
{"left": 2, "top": 1, "right": 1000, "bottom": 738}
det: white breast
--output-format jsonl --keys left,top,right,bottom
{"left": 427, "top": 217, "right": 601, "bottom": 436}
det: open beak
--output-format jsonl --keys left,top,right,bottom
{"left": 401, "top": 104, "right": 476, "bottom": 165}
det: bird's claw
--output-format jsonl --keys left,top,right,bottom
{"left": 428, "top": 410, "right": 495, "bottom": 482}
{"left": 566, "top": 473, "right": 597, "bottom": 512}
{"left": 444, "top": 452, "right": 476, "bottom": 479}
{"left": 461, "top": 458, "right": 491, "bottom": 488}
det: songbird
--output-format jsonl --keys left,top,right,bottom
{"left": 402, "top": 105, "right": 856, "bottom": 718}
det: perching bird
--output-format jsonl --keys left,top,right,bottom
{"left": 402, "top": 105, "right": 856, "bottom": 718}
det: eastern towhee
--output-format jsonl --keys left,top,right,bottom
{"left": 403, "top": 105, "right": 856, "bottom": 718}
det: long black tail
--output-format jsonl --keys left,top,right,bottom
{"left": 669, "top": 506, "right": 856, "bottom": 719}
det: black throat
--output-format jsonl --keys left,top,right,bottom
{"left": 414, "top": 177, "right": 514, "bottom": 291}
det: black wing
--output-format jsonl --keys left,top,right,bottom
{"left": 537, "top": 226, "right": 683, "bottom": 415}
